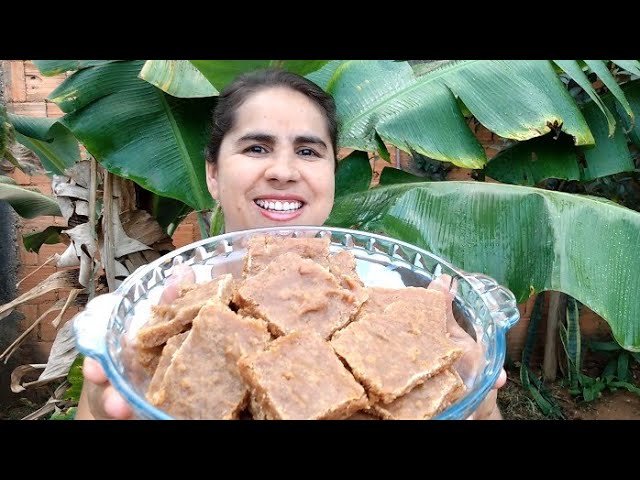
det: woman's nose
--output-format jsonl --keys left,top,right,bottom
{"left": 264, "top": 153, "right": 300, "bottom": 184}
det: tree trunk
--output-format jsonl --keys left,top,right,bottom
{"left": 543, "top": 291, "right": 568, "bottom": 381}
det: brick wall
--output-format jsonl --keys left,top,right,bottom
{"left": 2, "top": 60, "right": 200, "bottom": 362}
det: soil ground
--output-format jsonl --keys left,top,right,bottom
{"left": 498, "top": 350, "right": 640, "bottom": 420}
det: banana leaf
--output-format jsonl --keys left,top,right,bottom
{"left": 0, "top": 176, "right": 17, "bottom": 185}
{"left": 8, "top": 114, "right": 79, "bottom": 176}
{"left": 139, "top": 60, "right": 218, "bottom": 98}
{"left": 486, "top": 83, "right": 639, "bottom": 185}
{"left": 151, "top": 194, "right": 193, "bottom": 236}
{"left": 328, "top": 180, "right": 640, "bottom": 351}
{"left": 611, "top": 60, "right": 640, "bottom": 77}
{"left": 190, "top": 60, "right": 329, "bottom": 91}
{"left": 34, "top": 60, "right": 120, "bottom": 76}
{"left": 580, "top": 96, "right": 634, "bottom": 181}
{"left": 335, "top": 150, "right": 372, "bottom": 198}
{"left": 50, "top": 61, "right": 215, "bottom": 211}
{"left": 584, "top": 60, "right": 634, "bottom": 122}
{"left": 310, "top": 60, "right": 594, "bottom": 170}
{"left": 23, "top": 226, "right": 64, "bottom": 253}
{"left": 0, "top": 183, "right": 61, "bottom": 218}
{"left": 552, "top": 60, "right": 616, "bottom": 137}
{"left": 615, "top": 80, "right": 640, "bottom": 148}
{"left": 485, "top": 135, "right": 579, "bottom": 186}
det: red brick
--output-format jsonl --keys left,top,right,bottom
{"left": 10, "top": 102, "right": 47, "bottom": 117}
{"left": 172, "top": 213, "right": 199, "bottom": 247}
{"left": 475, "top": 124, "right": 494, "bottom": 143}
{"left": 485, "top": 147, "right": 500, "bottom": 160}
{"left": 172, "top": 224, "right": 194, "bottom": 248}
{"left": 38, "top": 304, "right": 79, "bottom": 342}
{"left": 45, "top": 101, "right": 65, "bottom": 118}
{"left": 338, "top": 147, "right": 354, "bottom": 160}
{"left": 446, "top": 167, "right": 473, "bottom": 181}
{"left": 51, "top": 216, "right": 69, "bottom": 227}
{"left": 31, "top": 175, "right": 53, "bottom": 195}
{"left": 25, "top": 70, "right": 66, "bottom": 103}
{"left": 579, "top": 307, "right": 611, "bottom": 338}
{"left": 17, "top": 265, "right": 59, "bottom": 304}
{"left": 9, "top": 169, "right": 33, "bottom": 186}
{"left": 37, "top": 309, "right": 58, "bottom": 342}
{"left": 36, "top": 304, "right": 58, "bottom": 342}
{"left": 37, "top": 243, "right": 67, "bottom": 260}
{"left": 16, "top": 304, "right": 38, "bottom": 332}
{"left": 20, "top": 248, "right": 41, "bottom": 267}
{"left": 8, "top": 60, "right": 27, "bottom": 102}
{"left": 21, "top": 217, "right": 59, "bottom": 235}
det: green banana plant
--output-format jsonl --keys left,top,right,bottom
{"left": 28, "top": 59, "right": 640, "bottom": 353}
{"left": 330, "top": 153, "right": 640, "bottom": 351}
{"left": 139, "top": 60, "right": 218, "bottom": 98}
{"left": 8, "top": 114, "right": 80, "bottom": 176}
{"left": 486, "top": 80, "right": 640, "bottom": 186}
{"left": 46, "top": 60, "right": 216, "bottom": 212}
{"left": 0, "top": 182, "right": 62, "bottom": 218}
{"left": 190, "top": 60, "right": 329, "bottom": 91}
{"left": 309, "top": 60, "right": 640, "bottom": 170}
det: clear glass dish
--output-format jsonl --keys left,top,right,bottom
{"left": 74, "top": 226, "right": 520, "bottom": 420}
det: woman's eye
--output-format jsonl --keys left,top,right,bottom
{"left": 298, "top": 148, "right": 317, "bottom": 157}
{"left": 246, "top": 145, "right": 267, "bottom": 154}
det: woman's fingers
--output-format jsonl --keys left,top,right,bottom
{"left": 83, "top": 357, "right": 108, "bottom": 384}
{"left": 81, "top": 265, "right": 195, "bottom": 420}
{"left": 494, "top": 368, "right": 507, "bottom": 390}
{"left": 427, "top": 274, "right": 455, "bottom": 297}
{"left": 102, "top": 385, "right": 134, "bottom": 420}
{"left": 159, "top": 264, "right": 196, "bottom": 305}
{"left": 82, "top": 358, "right": 133, "bottom": 419}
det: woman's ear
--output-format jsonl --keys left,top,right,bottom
{"left": 206, "top": 161, "right": 219, "bottom": 201}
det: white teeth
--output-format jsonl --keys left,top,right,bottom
{"left": 255, "top": 199, "right": 303, "bottom": 211}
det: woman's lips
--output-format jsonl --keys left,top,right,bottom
{"left": 254, "top": 199, "right": 305, "bottom": 222}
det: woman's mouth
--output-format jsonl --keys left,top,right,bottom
{"left": 254, "top": 199, "right": 305, "bottom": 221}
{"left": 254, "top": 199, "right": 303, "bottom": 212}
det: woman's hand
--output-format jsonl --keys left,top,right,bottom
{"left": 427, "top": 274, "right": 507, "bottom": 420}
{"left": 75, "top": 264, "right": 195, "bottom": 420}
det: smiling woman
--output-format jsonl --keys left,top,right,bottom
{"left": 76, "top": 68, "right": 506, "bottom": 421}
{"left": 204, "top": 69, "right": 338, "bottom": 233}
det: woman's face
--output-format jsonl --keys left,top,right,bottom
{"left": 206, "top": 87, "right": 335, "bottom": 233}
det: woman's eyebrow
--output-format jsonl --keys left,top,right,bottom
{"left": 237, "top": 133, "right": 328, "bottom": 150}
{"left": 294, "top": 135, "right": 327, "bottom": 149}
{"left": 237, "top": 132, "right": 275, "bottom": 144}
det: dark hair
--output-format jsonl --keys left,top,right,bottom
{"left": 204, "top": 68, "right": 338, "bottom": 166}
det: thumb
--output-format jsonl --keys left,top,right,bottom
{"left": 159, "top": 263, "right": 196, "bottom": 304}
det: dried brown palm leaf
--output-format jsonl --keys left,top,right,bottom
{"left": 63, "top": 223, "right": 97, "bottom": 287}
{"left": 64, "top": 160, "right": 93, "bottom": 189}
{"left": 0, "top": 291, "right": 87, "bottom": 363}
{"left": 21, "top": 381, "right": 70, "bottom": 420}
{"left": 11, "top": 364, "right": 45, "bottom": 393}
{"left": 53, "top": 182, "right": 89, "bottom": 201}
{"left": 1, "top": 304, "right": 59, "bottom": 364}
{"left": 120, "top": 209, "right": 173, "bottom": 247}
{"left": 31, "top": 319, "right": 78, "bottom": 388}
{"left": 75, "top": 200, "right": 89, "bottom": 217}
{"left": 108, "top": 201, "right": 150, "bottom": 258}
{"left": 16, "top": 254, "right": 56, "bottom": 288}
{"left": 0, "top": 268, "right": 80, "bottom": 320}
{"left": 10, "top": 320, "right": 80, "bottom": 393}
{"left": 55, "top": 243, "right": 81, "bottom": 268}
{"left": 51, "top": 288, "right": 84, "bottom": 328}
